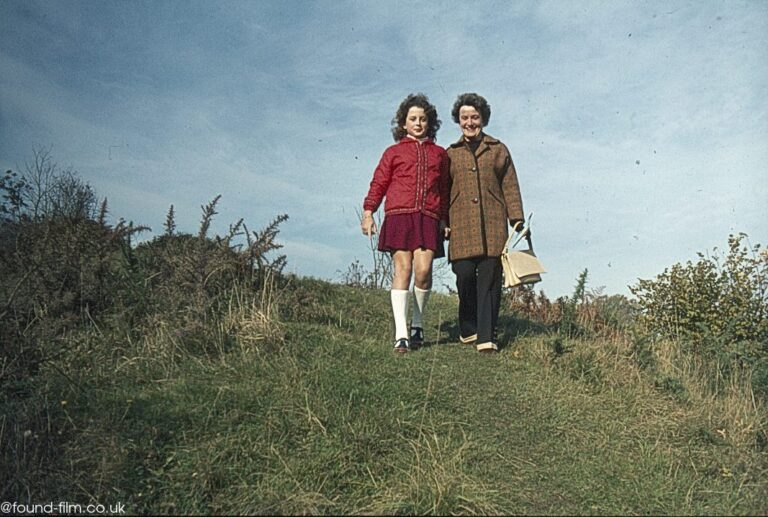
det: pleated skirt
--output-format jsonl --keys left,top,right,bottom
{"left": 377, "top": 212, "right": 445, "bottom": 258}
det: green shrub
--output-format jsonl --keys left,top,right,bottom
{"left": 586, "top": 292, "right": 639, "bottom": 333}
{"left": 630, "top": 332, "right": 657, "bottom": 371}
{"left": 631, "top": 234, "right": 767, "bottom": 344}
{"left": 1, "top": 156, "right": 291, "bottom": 500}
{"left": 1, "top": 154, "right": 289, "bottom": 380}
{"left": 654, "top": 375, "right": 688, "bottom": 402}
{"left": 569, "top": 349, "right": 605, "bottom": 388}
{"left": 630, "top": 234, "right": 767, "bottom": 396}
{"left": 554, "top": 268, "right": 589, "bottom": 339}
{"left": 1, "top": 156, "right": 147, "bottom": 382}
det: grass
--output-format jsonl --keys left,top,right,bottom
{"left": 3, "top": 277, "right": 767, "bottom": 515}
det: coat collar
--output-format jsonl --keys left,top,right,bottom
{"left": 449, "top": 133, "right": 500, "bottom": 157}
{"left": 449, "top": 132, "right": 500, "bottom": 148}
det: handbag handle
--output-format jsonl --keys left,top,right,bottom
{"left": 505, "top": 213, "right": 535, "bottom": 251}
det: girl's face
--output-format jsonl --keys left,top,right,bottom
{"left": 459, "top": 105, "right": 483, "bottom": 140}
{"left": 403, "top": 106, "right": 428, "bottom": 139}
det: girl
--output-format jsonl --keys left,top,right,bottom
{"left": 361, "top": 93, "right": 451, "bottom": 353}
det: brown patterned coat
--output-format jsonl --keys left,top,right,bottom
{"left": 447, "top": 133, "right": 524, "bottom": 261}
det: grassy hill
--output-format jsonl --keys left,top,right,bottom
{"left": 4, "top": 274, "right": 766, "bottom": 515}
{"left": 1, "top": 169, "right": 765, "bottom": 514}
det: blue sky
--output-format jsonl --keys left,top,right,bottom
{"left": 1, "top": 0, "right": 766, "bottom": 298}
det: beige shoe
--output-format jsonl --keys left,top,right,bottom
{"left": 459, "top": 333, "right": 478, "bottom": 345}
{"left": 476, "top": 342, "right": 498, "bottom": 353}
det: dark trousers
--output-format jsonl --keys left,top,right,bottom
{"left": 452, "top": 256, "right": 502, "bottom": 344}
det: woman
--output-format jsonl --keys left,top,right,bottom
{"left": 446, "top": 93, "right": 525, "bottom": 353}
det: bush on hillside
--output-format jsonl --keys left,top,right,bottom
{"left": 1, "top": 152, "right": 289, "bottom": 382}
{"left": 1, "top": 148, "right": 99, "bottom": 223}
{"left": 504, "top": 269, "right": 637, "bottom": 340}
{"left": 1, "top": 157, "right": 147, "bottom": 380}
{"left": 128, "top": 200, "right": 287, "bottom": 318}
{"left": 630, "top": 234, "right": 767, "bottom": 345}
{"left": 1, "top": 154, "right": 291, "bottom": 500}
{"left": 504, "top": 284, "right": 558, "bottom": 326}
{"left": 630, "top": 234, "right": 768, "bottom": 395}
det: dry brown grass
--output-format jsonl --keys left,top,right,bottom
{"left": 220, "top": 274, "right": 284, "bottom": 354}
{"left": 653, "top": 338, "right": 766, "bottom": 448}
{"left": 520, "top": 328, "right": 766, "bottom": 452}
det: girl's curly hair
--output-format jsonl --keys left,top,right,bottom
{"left": 391, "top": 93, "right": 442, "bottom": 142}
{"left": 451, "top": 92, "right": 491, "bottom": 126}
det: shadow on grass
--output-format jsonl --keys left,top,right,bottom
{"left": 432, "top": 312, "right": 551, "bottom": 350}
{"left": 497, "top": 314, "right": 551, "bottom": 351}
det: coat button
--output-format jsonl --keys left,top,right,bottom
{"left": 471, "top": 167, "right": 477, "bottom": 172}
{"left": 472, "top": 198, "right": 479, "bottom": 204}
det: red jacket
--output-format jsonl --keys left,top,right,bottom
{"left": 363, "top": 138, "right": 450, "bottom": 221}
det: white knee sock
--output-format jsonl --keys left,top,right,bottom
{"left": 391, "top": 289, "right": 409, "bottom": 340}
{"left": 411, "top": 286, "right": 431, "bottom": 329}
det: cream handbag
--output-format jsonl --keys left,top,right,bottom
{"left": 501, "top": 215, "right": 546, "bottom": 288}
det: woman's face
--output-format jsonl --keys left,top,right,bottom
{"left": 459, "top": 105, "right": 483, "bottom": 140}
{"left": 403, "top": 106, "right": 428, "bottom": 139}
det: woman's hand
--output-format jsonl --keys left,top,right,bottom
{"left": 511, "top": 219, "right": 531, "bottom": 238}
{"left": 361, "top": 211, "right": 377, "bottom": 237}
{"left": 440, "top": 220, "right": 451, "bottom": 239}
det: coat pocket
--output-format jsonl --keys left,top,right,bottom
{"left": 449, "top": 190, "right": 461, "bottom": 207}
{"left": 486, "top": 188, "right": 506, "bottom": 209}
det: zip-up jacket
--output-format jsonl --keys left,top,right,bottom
{"left": 363, "top": 138, "right": 450, "bottom": 222}
{"left": 446, "top": 133, "right": 524, "bottom": 261}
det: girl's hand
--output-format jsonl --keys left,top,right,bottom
{"left": 361, "top": 212, "right": 377, "bottom": 237}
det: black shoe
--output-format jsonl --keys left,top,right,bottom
{"left": 409, "top": 327, "right": 424, "bottom": 349}
{"left": 393, "top": 338, "right": 410, "bottom": 353}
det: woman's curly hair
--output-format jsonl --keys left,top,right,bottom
{"left": 391, "top": 93, "right": 442, "bottom": 142}
{"left": 451, "top": 92, "right": 491, "bottom": 126}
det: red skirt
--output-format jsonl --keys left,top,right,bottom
{"left": 378, "top": 212, "right": 445, "bottom": 258}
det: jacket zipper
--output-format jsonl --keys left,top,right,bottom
{"left": 470, "top": 145, "right": 488, "bottom": 255}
